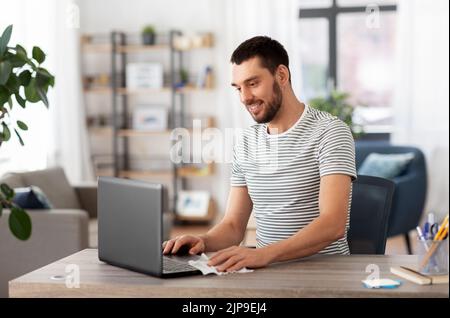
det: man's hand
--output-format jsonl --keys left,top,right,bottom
{"left": 207, "top": 246, "right": 270, "bottom": 272}
{"left": 162, "top": 235, "right": 206, "bottom": 255}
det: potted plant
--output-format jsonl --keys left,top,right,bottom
{"left": 142, "top": 25, "right": 156, "bottom": 45}
{"left": 309, "top": 90, "right": 364, "bottom": 140}
{"left": 0, "top": 24, "right": 55, "bottom": 240}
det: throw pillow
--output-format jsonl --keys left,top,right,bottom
{"left": 12, "top": 186, "right": 54, "bottom": 209}
{"left": 358, "top": 152, "right": 415, "bottom": 179}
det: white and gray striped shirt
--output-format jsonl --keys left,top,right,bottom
{"left": 231, "top": 105, "right": 357, "bottom": 254}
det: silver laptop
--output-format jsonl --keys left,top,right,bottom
{"left": 98, "top": 177, "right": 201, "bottom": 278}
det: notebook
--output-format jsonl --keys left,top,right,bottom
{"left": 390, "top": 266, "right": 449, "bottom": 285}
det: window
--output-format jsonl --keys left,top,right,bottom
{"left": 299, "top": 0, "right": 397, "bottom": 134}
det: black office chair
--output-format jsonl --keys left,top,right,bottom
{"left": 348, "top": 175, "right": 395, "bottom": 255}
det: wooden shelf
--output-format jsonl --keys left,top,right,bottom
{"left": 119, "top": 163, "right": 214, "bottom": 179}
{"left": 116, "top": 87, "right": 171, "bottom": 95}
{"left": 118, "top": 129, "right": 172, "bottom": 137}
{"left": 117, "top": 44, "right": 170, "bottom": 53}
{"left": 177, "top": 163, "right": 214, "bottom": 177}
{"left": 84, "top": 86, "right": 112, "bottom": 94}
{"left": 95, "top": 168, "right": 114, "bottom": 177}
{"left": 84, "top": 86, "right": 213, "bottom": 95}
{"left": 81, "top": 43, "right": 170, "bottom": 53}
{"left": 81, "top": 43, "right": 112, "bottom": 53}
{"left": 89, "top": 126, "right": 113, "bottom": 136}
{"left": 118, "top": 122, "right": 214, "bottom": 137}
{"left": 82, "top": 31, "right": 216, "bottom": 216}
{"left": 119, "top": 170, "right": 173, "bottom": 179}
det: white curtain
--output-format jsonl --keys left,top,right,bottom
{"left": 0, "top": 0, "right": 93, "bottom": 183}
{"left": 392, "top": 0, "right": 449, "bottom": 219}
{"left": 47, "top": 0, "right": 94, "bottom": 183}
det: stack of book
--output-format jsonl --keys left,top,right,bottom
{"left": 390, "top": 266, "right": 448, "bottom": 285}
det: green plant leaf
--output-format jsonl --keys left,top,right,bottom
{"left": 24, "top": 78, "right": 40, "bottom": 103}
{"left": 1, "top": 122, "right": 11, "bottom": 142}
{"left": 15, "top": 92, "right": 26, "bottom": 108}
{"left": 5, "top": 73, "right": 19, "bottom": 94}
{"left": 18, "top": 70, "right": 31, "bottom": 86}
{"left": 0, "top": 183, "right": 15, "bottom": 200}
{"left": 15, "top": 44, "right": 27, "bottom": 60}
{"left": 0, "top": 204, "right": 3, "bottom": 218}
{"left": 0, "top": 61, "right": 12, "bottom": 85}
{"left": 36, "top": 86, "right": 49, "bottom": 107}
{"left": 36, "top": 68, "right": 54, "bottom": 88}
{"left": 0, "top": 25, "right": 13, "bottom": 56}
{"left": 4, "top": 51, "right": 27, "bottom": 68}
{"left": 32, "top": 46, "right": 46, "bottom": 64}
{"left": 14, "top": 128, "right": 24, "bottom": 146}
{"left": 16, "top": 120, "right": 28, "bottom": 131}
{"left": 0, "top": 85, "right": 9, "bottom": 105}
{"left": 9, "top": 206, "right": 32, "bottom": 241}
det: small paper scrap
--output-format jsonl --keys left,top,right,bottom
{"left": 362, "top": 278, "right": 402, "bottom": 289}
{"left": 188, "top": 253, "right": 254, "bottom": 276}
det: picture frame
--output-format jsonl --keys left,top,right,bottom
{"left": 132, "top": 105, "right": 168, "bottom": 131}
{"left": 126, "top": 62, "right": 163, "bottom": 89}
{"left": 176, "top": 190, "right": 214, "bottom": 220}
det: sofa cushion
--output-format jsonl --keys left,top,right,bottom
{"left": 18, "top": 167, "right": 81, "bottom": 209}
{"left": 358, "top": 152, "right": 415, "bottom": 179}
{"left": 13, "top": 186, "right": 54, "bottom": 209}
{"left": 0, "top": 173, "right": 25, "bottom": 189}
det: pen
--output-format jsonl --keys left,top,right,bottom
{"left": 433, "top": 215, "right": 449, "bottom": 241}
{"left": 419, "top": 215, "right": 449, "bottom": 271}
{"left": 416, "top": 226, "right": 429, "bottom": 251}
{"left": 423, "top": 213, "right": 435, "bottom": 240}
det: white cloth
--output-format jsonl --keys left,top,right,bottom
{"left": 188, "top": 253, "right": 254, "bottom": 276}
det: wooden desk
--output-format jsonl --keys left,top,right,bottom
{"left": 9, "top": 249, "right": 448, "bottom": 298}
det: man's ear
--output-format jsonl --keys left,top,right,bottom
{"left": 276, "top": 65, "right": 290, "bottom": 86}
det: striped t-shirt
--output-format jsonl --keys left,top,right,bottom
{"left": 231, "top": 104, "right": 357, "bottom": 254}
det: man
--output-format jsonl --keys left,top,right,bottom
{"left": 163, "top": 36, "right": 356, "bottom": 272}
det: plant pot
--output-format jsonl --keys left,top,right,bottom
{"left": 142, "top": 33, "right": 155, "bottom": 45}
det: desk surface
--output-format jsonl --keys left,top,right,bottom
{"left": 9, "top": 249, "right": 448, "bottom": 298}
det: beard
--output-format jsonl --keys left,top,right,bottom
{"left": 247, "top": 81, "right": 283, "bottom": 124}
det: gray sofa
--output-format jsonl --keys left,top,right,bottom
{"left": 0, "top": 167, "right": 94, "bottom": 298}
{"left": 0, "top": 166, "right": 174, "bottom": 297}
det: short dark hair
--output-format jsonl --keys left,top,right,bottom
{"left": 230, "top": 36, "right": 291, "bottom": 82}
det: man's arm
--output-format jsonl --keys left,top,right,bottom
{"left": 207, "top": 174, "right": 352, "bottom": 271}
{"left": 163, "top": 186, "right": 253, "bottom": 254}
{"left": 200, "top": 186, "right": 253, "bottom": 252}
{"left": 264, "top": 174, "right": 351, "bottom": 262}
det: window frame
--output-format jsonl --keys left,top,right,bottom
{"left": 299, "top": 0, "right": 397, "bottom": 88}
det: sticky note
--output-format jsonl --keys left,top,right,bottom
{"left": 362, "top": 278, "right": 402, "bottom": 289}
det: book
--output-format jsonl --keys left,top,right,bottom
{"left": 390, "top": 266, "right": 449, "bottom": 285}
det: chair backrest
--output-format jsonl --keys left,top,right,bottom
{"left": 355, "top": 143, "right": 426, "bottom": 179}
{"left": 348, "top": 175, "right": 395, "bottom": 255}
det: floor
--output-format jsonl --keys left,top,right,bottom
{"left": 89, "top": 220, "right": 419, "bottom": 255}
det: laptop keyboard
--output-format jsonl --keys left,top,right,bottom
{"left": 163, "top": 256, "right": 198, "bottom": 273}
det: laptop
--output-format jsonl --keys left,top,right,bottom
{"left": 98, "top": 177, "right": 202, "bottom": 278}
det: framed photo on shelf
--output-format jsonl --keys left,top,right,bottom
{"left": 126, "top": 62, "right": 163, "bottom": 89}
{"left": 176, "top": 191, "right": 212, "bottom": 219}
{"left": 132, "top": 105, "right": 168, "bottom": 131}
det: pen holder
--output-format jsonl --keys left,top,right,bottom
{"left": 417, "top": 238, "right": 449, "bottom": 275}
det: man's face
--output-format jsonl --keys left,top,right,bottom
{"left": 231, "top": 57, "right": 282, "bottom": 124}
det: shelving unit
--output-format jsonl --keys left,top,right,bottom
{"left": 81, "top": 30, "right": 215, "bottom": 219}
